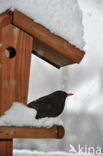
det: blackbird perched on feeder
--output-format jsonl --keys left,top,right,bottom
{"left": 27, "top": 91, "right": 73, "bottom": 119}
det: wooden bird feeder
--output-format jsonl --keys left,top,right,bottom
{"left": 0, "top": 10, "right": 85, "bottom": 156}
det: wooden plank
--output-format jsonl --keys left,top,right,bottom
{"left": 0, "top": 24, "right": 33, "bottom": 115}
{"left": 0, "top": 10, "right": 12, "bottom": 29}
{"left": 0, "top": 11, "right": 12, "bottom": 44}
{"left": 13, "top": 10, "right": 85, "bottom": 64}
{"left": 0, "top": 24, "right": 33, "bottom": 156}
{"left": 0, "top": 139, "right": 12, "bottom": 156}
{"left": 33, "top": 38, "right": 74, "bottom": 68}
{"left": 0, "top": 126, "right": 64, "bottom": 139}
{"left": 0, "top": 13, "right": 15, "bottom": 156}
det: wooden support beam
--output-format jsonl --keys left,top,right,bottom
{"left": 0, "top": 126, "right": 64, "bottom": 139}
{"left": 13, "top": 10, "right": 85, "bottom": 67}
{"left": 0, "top": 11, "right": 13, "bottom": 156}
{"left": 0, "top": 139, "right": 12, "bottom": 156}
{"left": 0, "top": 18, "right": 33, "bottom": 155}
{"left": 32, "top": 38, "right": 74, "bottom": 68}
{"left": 0, "top": 24, "right": 33, "bottom": 114}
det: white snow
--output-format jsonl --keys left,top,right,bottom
{"left": 13, "top": 149, "right": 99, "bottom": 156}
{"left": 13, "top": 150, "right": 77, "bottom": 156}
{"left": 0, "top": 0, "right": 85, "bottom": 50}
{"left": 0, "top": 102, "right": 63, "bottom": 128}
{"left": 0, "top": 0, "right": 11, "bottom": 14}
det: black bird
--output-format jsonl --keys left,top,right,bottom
{"left": 27, "top": 91, "right": 73, "bottom": 119}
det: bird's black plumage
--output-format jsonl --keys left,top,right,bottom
{"left": 27, "top": 91, "right": 68, "bottom": 119}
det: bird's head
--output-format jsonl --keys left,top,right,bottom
{"left": 55, "top": 91, "right": 74, "bottom": 111}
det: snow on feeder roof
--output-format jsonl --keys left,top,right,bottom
{"left": 0, "top": 0, "right": 85, "bottom": 68}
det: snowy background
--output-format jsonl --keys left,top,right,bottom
{"left": 1, "top": 0, "right": 102, "bottom": 155}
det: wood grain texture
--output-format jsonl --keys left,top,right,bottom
{"left": 0, "top": 24, "right": 33, "bottom": 156}
{"left": 0, "top": 10, "right": 12, "bottom": 44}
{"left": 33, "top": 38, "right": 74, "bottom": 68}
{"left": 0, "top": 10, "right": 12, "bottom": 29}
{"left": 13, "top": 10, "right": 85, "bottom": 66}
{"left": 0, "top": 24, "right": 33, "bottom": 115}
{"left": 0, "top": 139, "right": 12, "bottom": 156}
{"left": 0, "top": 126, "right": 64, "bottom": 139}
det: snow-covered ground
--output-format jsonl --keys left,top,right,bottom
{"left": 13, "top": 150, "right": 72, "bottom": 156}
{"left": 14, "top": 150, "right": 99, "bottom": 156}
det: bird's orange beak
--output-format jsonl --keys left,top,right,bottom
{"left": 67, "top": 93, "right": 74, "bottom": 96}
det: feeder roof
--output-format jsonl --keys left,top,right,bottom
{"left": 0, "top": 0, "right": 85, "bottom": 68}
{"left": 0, "top": 0, "right": 85, "bottom": 50}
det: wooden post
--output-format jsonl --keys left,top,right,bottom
{"left": 0, "top": 139, "right": 13, "bottom": 156}
{"left": 0, "top": 21, "right": 33, "bottom": 155}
